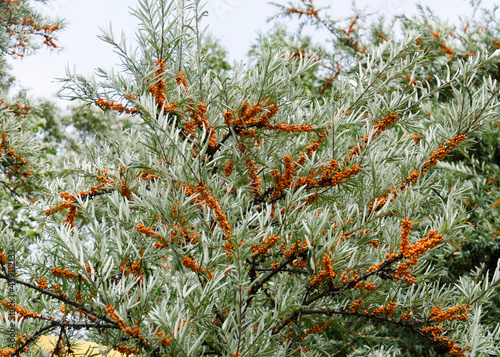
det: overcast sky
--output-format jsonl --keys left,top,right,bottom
{"left": 7, "top": 0, "right": 497, "bottom": 102}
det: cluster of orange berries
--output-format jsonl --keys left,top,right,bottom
{"left": 393, "top": 262, "right": 416, "bottom": 285}
{"left": 298, "top": 321, "right": 329, "bottom": 340}
{"left": 428, "top": 305, "right": 470, "bottom": 323}
{"left": 353, "top": 280, "right": 376, "bottom": 291}
{"left": 155, "top": 331, "right": 172, "bottom": 347}
{"left": 350, "top": 297, "right": 363, "bottom": 313}
{"left": 182, "top": 256, "right": 212, "bottom": 280}
{"left": 45, "top": 188, "right": 98, "bottom": 228}
{"left": 224, "top": 101, "right": 282, "bottom": 136}
{"left": 265, "top": 122, "right": 314, "bottom": 133}
{"left": 95, "top": 97, "right": 139, "bottom": 115}
{"left": 185, "top": 102, "right": 218, "bottom": 151}
{"left": 399, "top": 311, "right": 412, "bottom": 321}
{"left": 369, "top": 301, "right": 396, "bottom": 318}
{"left": 367, "top": 188, "right": 396, "bottom": 213}
{"left": 387, "top": 219, "right": 443, "bottom": 284}
{"left": 113, "top": 345, "right": 140, "bottom": 356}
{"left": 74, "top": 290, "right": 84, "bottom": 303}
{"left": 182, "top": 256, "right": 200, "bottom": 272}
{"left": 192, "top": 182, "right": 232, "bottom": 234}
{"left": 339, "top": 270, "right": 360, "bottom": 283}
{"left": 282, "top": 239, "right": 308, "bottom": 259}
{"left": 377, "top": 33, "right": 388, "bottom": 41}
{"left": 51, "top": 267, "right": 85, "bottom": 281}
{"left": 47, "top": 167, "right": 137, "bottom": 228}
{"left": 137, "top": 223, "right": 162, "bottom": 239}
{"left": 293, "top": 160, "right": 329, "bottom": 187}
{"left": 233, "top": 101, "right": 267, "bottom": 126}
{"left": 1, "top": 100, "right": 29, "bottom": 118}
{"left": 421, "top": 326, "right": 471, "bottom": 357}
{"left": 252, "top": 234, "right": 280, "bottom": 256}
{"left": 2, "top": 1, "right": 60, "bottom": 53}
{"left": 226, "top": 99, "right": 310, "bottom": 135}
{"left": 399, "top": 218, "right": 412, "bottom": 256}
{"left": 172, "top": 222, "right": 199, "bottom": 246}
{"left": 291, "top": 159, "right": 360, "bottom": 191}
{"left": 0, "top": 131, "right": 32, "bottom": 187}
{"left": 287, "top": 48, "right": 322, "bottom": 62}
{"left": 430, "top": 29, "right": 455, "bottom": 58}
{"left": 149, "top": 59, "right": 167, "bottom": 109}
{"left": 310, "top": 253, "right": 336, "bottom": 286}
{"left": 1, "top": 300, "right": 42, "bottom": 320}
{"left": 319, "top": 76, "right": 337, "bottom": 95}
{"left": 270, "top": 155, "right": 295, "bottom": 199}
{"left": 404, "top": 230, "right": 443, "bottom": 260}
{"left": 140, "top": 170, "right": 160, "bottom": 181}
{"left": 176, "top": 71, "right": 188, "bottom": 90}
{"left": 245, "top": 160, "right": 262, "bottom": 196}
{"left": 367, "top": 240, "right": 380, "bottom": 248}
{"left": 335, "top": 231, "right": 350, "bottom": 243}
{"left": 318, "top": 165, "right": 362, "bottom": 188}
{"left": 224, "top": 160, "right": 234, "bottom": 176}
{"left": 74, "top": 307, "right": 97, "bottom": 321}
{"left": 120, "top": 259, "right": 144, "bottom": 283}
{"left": 42, "top": 34, "right": 57, "bottom": 48}
{"left": 36, "top": 278, "right": 49, "bottom": 290}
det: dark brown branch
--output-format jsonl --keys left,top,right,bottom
{"left": 244, "top": 248, "right": 309, "bottom": 309}
{"left": 0, "top": 273, "right": 115, "bottom": 325}
{"left": 253, "top": 267, "right": 309, "bottom": 275}
{"left": 275, "top": 308, "right": 459, "bottom": 355}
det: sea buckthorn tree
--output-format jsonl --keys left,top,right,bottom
{"left": 1, "top": 1, "right": 500, "bottom": 356}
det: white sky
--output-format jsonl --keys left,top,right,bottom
{"left": 7, "top": 0, "right": 497, "bottom": 102}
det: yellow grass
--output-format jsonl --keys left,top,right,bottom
{"left": 35, "top": 335, "right": 125, "bottom": 356}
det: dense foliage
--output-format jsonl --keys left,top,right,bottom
{"left": 0, "top": 1, "right": 499, "bottom": 356}
{"left": 261, "top": 0, "right": 500, "bottom": 351}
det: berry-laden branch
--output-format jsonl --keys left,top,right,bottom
{"left": 274, "top": 306, "right": 471, "bottom": 356}
{"left": 45, "top": 166, "right": 138, "bottom": 228}
{"left": 287, "top": 1, "right": 366, "bottom": 56}
{"left": 0, "top": 273, "right": 112, "bottom": 324}
{"left": 0, "top": 0, "right": 61, "bottom": 57}
{"left": 0, "top": 131, "right": 33, "bottom": 197}
{"left": 369, "top": 134, "right": 467, "bottom": 213}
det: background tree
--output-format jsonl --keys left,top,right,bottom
{"left": 0, "top": 1, "right": 500, "bottom": 357}
{"left": 0, "top": 0, "right": 63, "bottom": 248}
